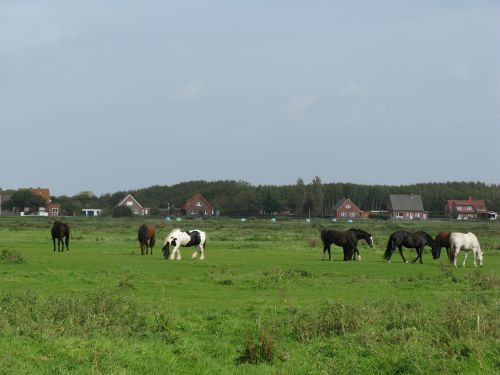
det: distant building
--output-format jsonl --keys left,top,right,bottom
{"left": 82, "top": 208, "right": 102, "bottom": 217}
{"left": 332, "top": 198, "right": 363, "bottom": 220}
{"left": 388, "top": 194, "right": 428, "bottom": 220}
{"left": 182, "top": 194, "right": 214, "bottom": 216}
{"left": 117, "top": 194, "right": 150, "bottom": 215}
{"left": 30, "top": 188, "right": 60, "bottom": 216}
{"left": 445, "top": 197, "right": 489, "bottom": 220}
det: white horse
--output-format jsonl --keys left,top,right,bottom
{"left": 162, "top": 228, "right": 207, "bottom": 260}
{"left": 449, "top": 232, "right": 483, "bottom": 268}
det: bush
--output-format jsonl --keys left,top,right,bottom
{"left": 111, "top": 206, "right": 133, "bottom": 218}
{"left": 0, "top": 248, "right": 24, "bottom": 264}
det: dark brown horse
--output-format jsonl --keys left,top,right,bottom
{"left": 51, "top": 221, "right": 70, "bottom": 252}
{"left": 320, "top": 228, "right": 374, "bottom": 261}
{"left": 138, "top": 224, "right": 156, "bottom": 255}
{"left": 432, "top": 231, "right": 452, "bottom": 261}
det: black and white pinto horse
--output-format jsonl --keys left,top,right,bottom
{"left": 449, "top": 232, "right": 483, "bottom": 268}
{"left": 162, "top": 228, "right": 207, "bottom": 260}
{"left": 320, "top": 228, "right": 374, "bottom": 261}
{"left": 384, "top": 230, "right": 435, "bottom": 264}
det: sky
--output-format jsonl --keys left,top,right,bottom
{"left": 1, "top": 1, "right": 499, "bottom": 196}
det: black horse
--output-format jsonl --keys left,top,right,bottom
{"left": 320, "top": 228, "right": 374, "bottom": 261}
{"left": 51, "top": 221, "right": 70, "bottom": 252}
{"left": 384, "top": 230, "right": 435, "bottom": 264}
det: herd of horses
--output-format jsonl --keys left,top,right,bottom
{"left": 51, "top": 221, "right": 484, "bottom": 267}
{"left": 321, "top": 228, "right": 484, "bottom": 267}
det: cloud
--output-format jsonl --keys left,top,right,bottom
{"left": 175, "top": 81, "right": 202, "bottom": 99}
{"left": 287, "top": 95, "right": 315, "bottom": 118}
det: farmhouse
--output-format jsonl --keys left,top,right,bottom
{"left": 117, "top": 194, "right": 150, "bottom": 215}
{"left": 332, "top": 198, "right": 363, "bottom": 220}
{"left": 182, "top": 194, "right": 214, "bottom": 216}
{"left": 387, "top": 194, "right": 428, "bottom": 220}
{"left": 445, "top": 197, "right": 489, "bottom": 220}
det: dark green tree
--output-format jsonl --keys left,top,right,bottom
{"left": 294, "top": 178, "right": 307, "bottom": 216}
{"left": 4, "top": 190, "right": 47, "bottom": 212}
{"left": 310, "top": 176, "right": 324, "bottom": 217}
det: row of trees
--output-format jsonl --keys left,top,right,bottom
{"left": 2, "top": 180, "right": 499, "bottom": 217}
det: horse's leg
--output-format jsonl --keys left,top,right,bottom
{"left": 322, "top": 245, "right": 327, "bottom": 260}
{"left": 397, "top": 245, "right": 407, "bottom": 263}
{"left": 191, "top": 247, "right": 198, "bottom": 259}
{"left": 462, "top": 251, "right": 468, "bottom": 267}
{"left": 53, "top": 238, "right": 56, "bottom": 252}
{"left": 199, "top": 244, "right": 205, "bottom": 260}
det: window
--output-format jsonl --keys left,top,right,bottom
{"left": 51, "top": 208, "right": 59, "bottom": 215}
{"left": 349, "top": 212, "right": 355, "bottom": 217}
{"left": 126, "top": 201, "right": 133, "bottom": 206}
{"left": 396, "top": 212, "right": 404, "bottom": 218}
{"left": 345, "top": 204, "right": 351, "bottom": 209}
{"left": 341, "top": 212, "right": 347, "bottom": 217}
{"left": 467, "top": 205, "right": 473, "bottom": 211}
{"left": 196, "top": 201, "right": 203, "bottom": 207}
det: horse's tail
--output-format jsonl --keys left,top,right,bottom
{"left": 138, "top": 225, "right": 146, "bottom": 244}
{"left": 65, "top": 225, "right": 70, "bottom": 249}
{"left": 384, "top": 236, "right": 394, "bottom": 261}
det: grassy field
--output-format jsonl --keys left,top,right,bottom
{"left": 0, "top": 216, "right": 499, "bottom": 374}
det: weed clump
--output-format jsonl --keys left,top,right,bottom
{"left": 237, "top": 327, "right": 275, "bottom": 365}
{"left": 0, "top": 248, "right": 25, "bottom": 264}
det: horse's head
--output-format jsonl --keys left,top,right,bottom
{"left": 366, "top": 235, "right": 374, "bottom": 248}
{"left": 162, "top": 236, "right": 177, "bottom": 259}
{"left": 431, "top": 243, "right": 441, "bottom": 260}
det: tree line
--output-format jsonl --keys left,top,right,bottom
{"left": 2, "top": 180, "right": 499, "bottom": 217}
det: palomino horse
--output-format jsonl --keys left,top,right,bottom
{"left": 51, "top": 221, "right": 70, "bottom": 252}
{"left": 320, "top": 228, "right": 374, "bottom": 261}
{"left": 449, "top": 232, "right": 483, "bottom": 267}
{"left": 138, "top": 224, "right": 156, "bottom": 255}
{"left": 162, "top": 228, "right": 207, "bottom": 260}
{"left": 432, "top": 231, "right": 452, "bottom": 261}
{"left": 384, "top": 230, "right": 435, "bottom": 264}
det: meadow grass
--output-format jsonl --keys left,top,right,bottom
{"left": 0, "top": 216, "right": 498, "bottom": 374}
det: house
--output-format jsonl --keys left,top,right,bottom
{"left": 182, "top": 194, "right": 214, "bottom": 216}
{"left": 445, "top": 197, "right": 489, "bottom": 220}
{"left": 388, "top": 194, "right": 428, "bottom": 220}
{"left": 332, "top": 198, "right": 363, "bottom": 220}
{"left": 117, "top": 194, "right": 150, "bottom": 215}
{"left": 82, "top": 208, "right": 103, "bottom": 217}
{"left": 30, "top": 188, "right": 60, "bottom": 216}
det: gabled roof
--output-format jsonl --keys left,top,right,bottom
{"left": 332, "top": 198, "right": 361, "bottom": 211}
{"left": 389, "top": 194, "right": 425, "bottom": 211}
{"left": 182, "top": 194, "right": 214, "bottom": 210}
{"left": 117, "top": 194, "right": 143, "bottom": 208}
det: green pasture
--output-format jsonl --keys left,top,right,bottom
{"left": 0, "top": 217, "right": 499, "bottom": 374}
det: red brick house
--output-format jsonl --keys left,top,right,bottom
{"left": 117, "top": 194, "right": 150, "bottom": 215}
{"left": 332, "top": 198, "right": 363, "bottom": 220}
{"left": 31, "top": 188, "right": 60, "bottom": 216}
{"left": 183, "top": 194, "right": 214, "bottom": 216}
{"left": 388, "top": 194, "right": 428, "bottom": 220}
{"left": 445, "top": 197, "right": 488, "bottom": 220}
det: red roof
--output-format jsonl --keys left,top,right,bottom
{"left": 446, "top": 197, "right": 488, "bottom": 212}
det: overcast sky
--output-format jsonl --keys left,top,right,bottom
{"left": 1, "top": 1, "right": 499, "bottom": 196}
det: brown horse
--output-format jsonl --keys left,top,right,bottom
{"left": 138, "top": 224, "right": 156, "bottom": 255}
{"left": 432, "top": 231, "right": 452, "bottom": 261}
{"left": 51, "top": 221, "right": 70, "bottom": 252}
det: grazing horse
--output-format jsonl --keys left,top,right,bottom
{"left": 138, "top": 224, "right": 156, "bottom": 255}
{"left": 162, "top": 228, "right": 207, "bottom": 260}
{"left": 345, "top": 228, "right": 374, "bottom": 260}
{"left": 432, "top": 231, "right": 452, "bottom": 261}
{"left": 384, "top": 230, "right": 435, "bottom": 264}
{"left": 51, "top": 221, "right": 70, "bottom": 252}
{"left": 320, "top": 228, "right": 374, "bottom": 261}
{"left": 449, "top": 232, "right": 483, "bottom": 268}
